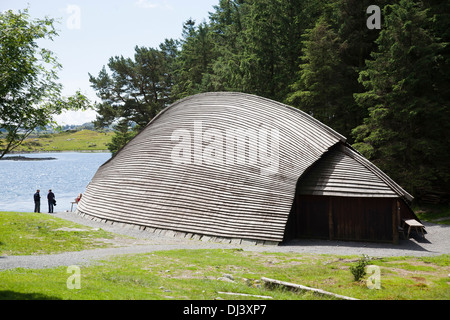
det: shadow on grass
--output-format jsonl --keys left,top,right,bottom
{"left": 0, "top": 290, "right": 62, "bottom": 300}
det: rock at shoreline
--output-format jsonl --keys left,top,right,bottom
{"left": 1, "top": 155, "right": 56, "bottom": 161}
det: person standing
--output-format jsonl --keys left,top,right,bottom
{"left": 47, "top": 189, "right": 55, "bottom": 213}
{"left": 34, "top": 189, "right": 41, "bottom": 213}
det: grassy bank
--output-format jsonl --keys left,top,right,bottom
{"left": 0, "top": 212, "right": 449, "bottom": 300}
{"left": 414, "top": 203, "right": 450, "bottom": 225}
{"left": 0, "top": 212, "right": 124, "bottom": 255}
{"left": 3, "top": 130, "right": 113, "bottom": 153}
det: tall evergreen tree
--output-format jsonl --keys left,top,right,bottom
{"left": 171, "top": 20, "right": 217, "bottom": 100}
{"left": 89, "top": 44, "right": 176, "bottom": 153}
{"left": 286, "top": 0, "right": 384, "bottom": 139}
{"left": 277, "top": 0, "right": 323, "bottom": 97}
{"left": 286, "top": 18, "right": 354, "bottom": 137}
{"left": 352, "top": 0, "right": 449, "bottom": 197}
{"left": 240, "top": 0, "right": 284, "bottom": 98}
{"left": 211, "top": 0, "right": 323, "bottom": 101}
{"left": 209, "top": 0, "right": 249, "bottom": 93}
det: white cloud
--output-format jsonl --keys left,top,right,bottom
{"left": 53, "top": 109, "right": 98, "bottom": 126}
{"left": 134, "top": 0, "right": 173, "bottom": 10}
{"left": 135, "top": 0, "right": 159, "bottom": 9}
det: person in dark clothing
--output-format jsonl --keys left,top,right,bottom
{"left": 47, "top": 189, "right": 55, "bottom": 213}
{"left": 34, "top": 189, "right": 41, "bottom": 213}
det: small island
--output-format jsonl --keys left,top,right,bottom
{"left": 0, "top": 155, "right": 56, "bottom": 161}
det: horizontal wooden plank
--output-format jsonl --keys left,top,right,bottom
{"left": 297, "top": 144, "right": 407, "bottom": 199}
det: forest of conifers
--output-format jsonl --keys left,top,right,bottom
{"left": 89, "top": 0, "right": 450, "bottom": 203}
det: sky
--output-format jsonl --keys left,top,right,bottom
{"left": 1, "top": 0, "right": 219, "bottom": 125}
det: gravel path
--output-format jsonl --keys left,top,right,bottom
{"left": 1, "top": 211, "right": 449, "bottom": 270}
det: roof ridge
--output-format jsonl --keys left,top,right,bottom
{"left": 171, "top": 92, "right": 347, "bottom": 143}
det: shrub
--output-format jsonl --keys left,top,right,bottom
{"left": 350, "top": 254, "right": 371, "bottom": 281}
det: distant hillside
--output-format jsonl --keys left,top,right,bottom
{"left": 7, "top": 129, "right": 114, "bottom": 153}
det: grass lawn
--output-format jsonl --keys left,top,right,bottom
{"left": 1, "top": 249, "right": 449, "bottom": 300}
{"left": 0, "top": 212, "right": 449, "bottom": 300}
{"left": 0, "top": 212, "right": 123, "bottom": 255}
{"left": 2, "top": 129, "right": 113, "bottom": 153}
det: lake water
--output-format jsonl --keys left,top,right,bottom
{"left": 0, "top": 152, "right": 111, "bottom": 213}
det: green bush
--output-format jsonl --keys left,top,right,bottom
{"left": 350, "top": 254, "right": 371, "bottom": 281}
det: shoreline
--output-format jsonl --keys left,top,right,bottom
{"left": 7, "top": 149, "right": 110, "bottom": 154}
{"left": 0, "top": 155, "right": 57, "bottom": 161}
{"left": 2, "top": 150, "right": 111, "bottom": 161}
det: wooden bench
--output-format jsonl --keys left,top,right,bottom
{"left": 402, "top": 219, "right": 425, "bottom": 239}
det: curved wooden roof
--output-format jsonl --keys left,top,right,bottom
{"left": 77, "top": 92, "right": 412, "bottom": 243}
{"left": 297, "top": 144, "right": 414, "bottom": 201}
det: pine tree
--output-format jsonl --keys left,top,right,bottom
{"left": 286, "top": 18, "right": 352, "bottom": 137}
{"left": 352, "top": 0, "right": 449, "bottom": 197}
{"left": 209, "top": 0, "right": 249, "bottom": 93}
{"left": 171, "top": 20, "right": 217, "bottom": 100}
{"left": 89, "top": 44, "right": 176, "bottom": 152}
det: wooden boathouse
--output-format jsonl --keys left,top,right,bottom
{"left": 77, "top": 92, "right": 421, "bottom": 245}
